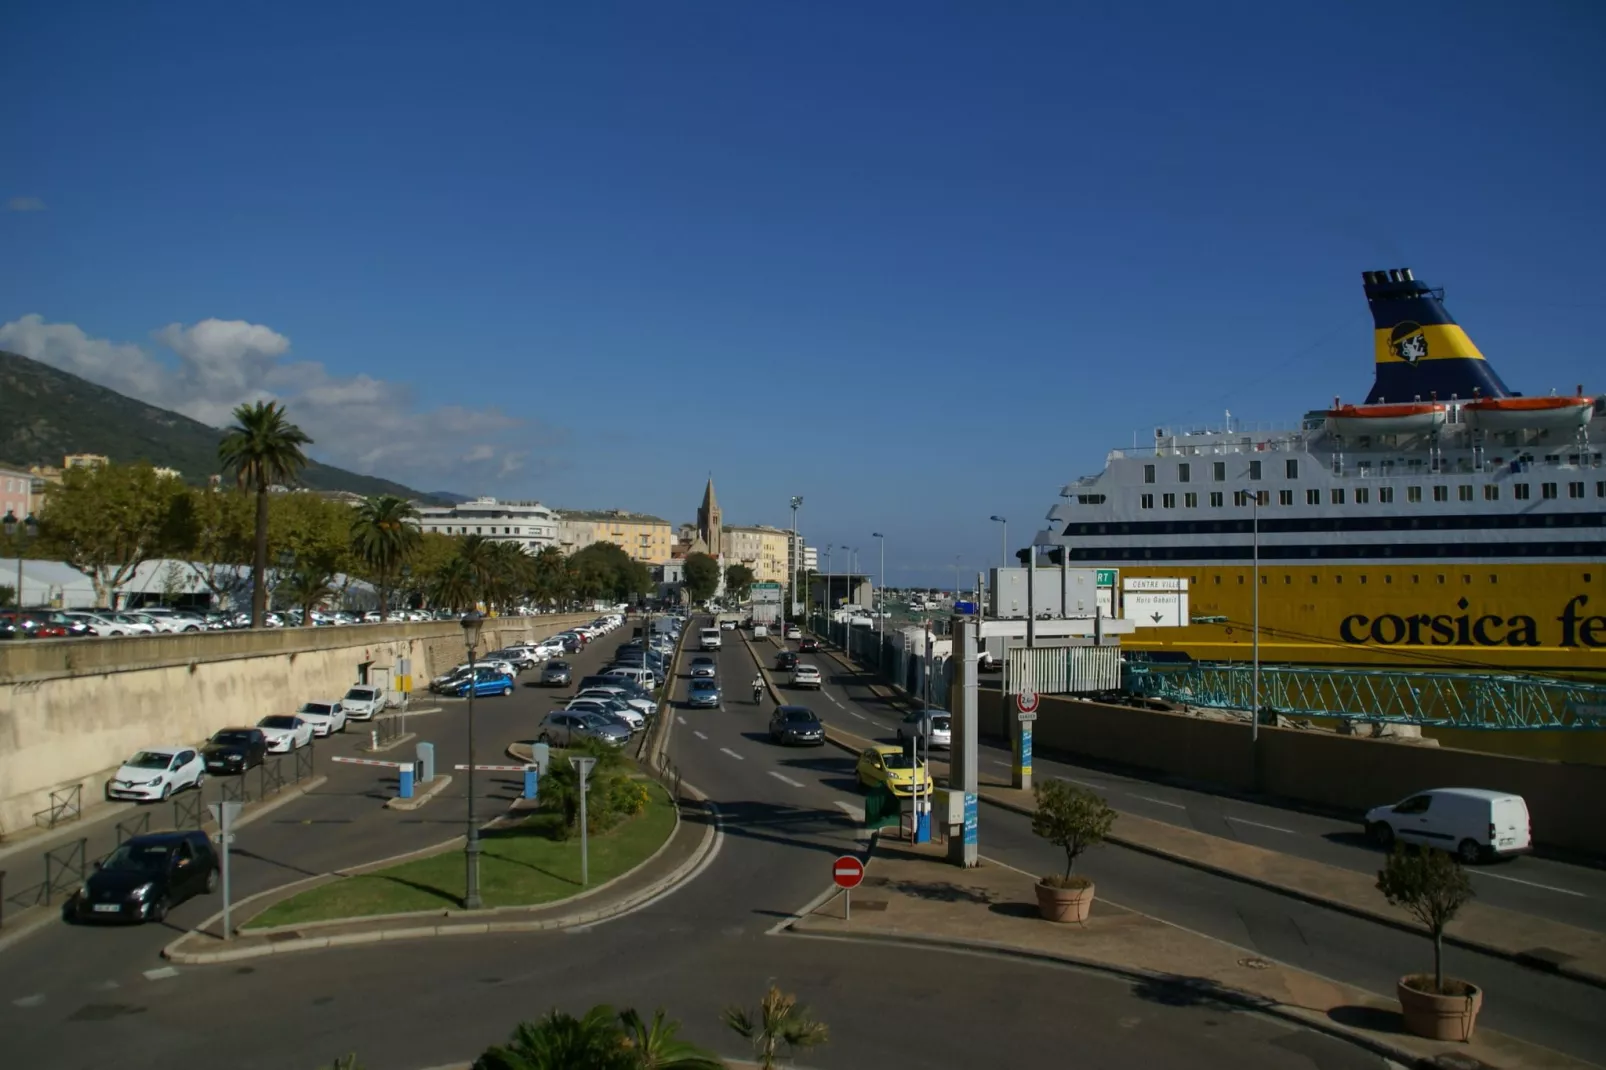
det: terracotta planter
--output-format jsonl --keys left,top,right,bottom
{"left": 1397, "top": 976, "right": 1482, "bottom": 1041}
{"left": 1035, "top": 878, "right": 1095, "bottom": 923}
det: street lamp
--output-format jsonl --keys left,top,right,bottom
{"left": 3, "top": 511, "right": 39, "bottom": 614}
{"left": 822, "top": 543, "right": 833, "bottom": 628}
{"left": 871, "top": 532, "right": 885, "bottom": 642}
{"left": 1248, "top": 489, "right": 1261, "bottom": 745}
{"left": 989, "top": 515, "right": 1007, "bottom": 569}
{"left": 790, "top": 496, "right": 803, "bottom": 623}
{"left": 459, "top": 609, "right": 486, "bottom": 910}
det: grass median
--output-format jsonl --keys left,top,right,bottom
{"left": 249, "top": 775, "right": 676, "bottom": 928}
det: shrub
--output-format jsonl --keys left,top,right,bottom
{"left": 1030, "top": 779, "right": 1116, "bottom": 889}
{"left": 1376, "top": 844, "right": 1475, "bottom": 994}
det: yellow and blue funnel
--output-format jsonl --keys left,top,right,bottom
{"left": 1362, "top": 268, "right": 1511, "bottom": 403}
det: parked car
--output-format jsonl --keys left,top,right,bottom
{"left": 576, "top": 687, "right": 656, "bottom": 719}
{"left": 67, "top": 830, "right": 218, "bottom": 924}
{"left": 341, "top": 684, "right": 387, "bottom": 720}
{"left": 536, "top": 710, "right": 629, "bottom": 748}
{"left": 854, "top": 744, "right": 932, "bottom": 797}
{"left": 566, "top": 698, "right": 642, "bottom": 733}
{"left": 294, "top": 700, "right": 348, "bottom": 737}
{"left": 686, "top": 678, "right": 722, "bottom": 708}
{"left": 769, "top": 705, "right": 824, "bottom": 746}
{"left": 540, "top": 660, "right": 574, "bottom": 686}
{"left": 789, "top": 665, "right": 822, "bottom": 690}
{"left": 451, "top": 668, "right": 515, "bottom": 698}
{"left": 1364, "top": 788, "right": 1532, "bottom": 862}
{"left": 897, "top": 709, "right": 952, "bottom": 749}
{"left": 486, "top": 647, "right": 537, "bottom": 672}
{"left": 775, "top": 650, "right": 799, "bottom": 672}
{"left": 64, "top": 611, "right": 132, "bottom": 637}
{"left": 258, "top": 714, "right": 314, "bottom": 752}
{"left": 785, "top": 624, "right": 802, "bottom": 640}
{"left": 105, "top": 746, "right": 206, "bottom": 802}
{"left": 799, "top": 637, "right": 819, "bottom": 652}
{"left": 201, "top": 727, "right": 268, "bottom": 774}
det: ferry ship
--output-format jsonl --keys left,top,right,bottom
{"left": 1035, "top": 268, "right": 1605, "bottom": 683}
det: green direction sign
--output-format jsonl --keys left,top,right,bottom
{"left": 753, "top": 581, "right": 781, "bottom": 590}
{"left": 1095, "top": 569, "right": 1117, "bottom": 587}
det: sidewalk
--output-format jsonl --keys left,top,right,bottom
{"left": 792, "top": 634, "right": 1606, "bottom": 989}
{"left": 789, "top": 839, "right": 1597, "bottom": 1070}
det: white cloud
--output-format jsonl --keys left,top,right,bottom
{"left": 4, "top": 196, "right": 46, "bottom": 212}
{"left": 0, "top": 313, "right": 549, "bottom": 494}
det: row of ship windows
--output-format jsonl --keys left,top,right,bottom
{"left": 1065, "top": 513, "right": 1603, "bottom": 536}
{"left": 1132, "top": 481, "right": 1604, "bottom": 510}
{"left": 1140, "top": 459, "right": 1604, "bottom": 485}
{"left": 1193, "top": 571, "right": 1592, "bottom": 586}
{"left": 429, "top": 526, "right": 556, "bottom": 537}
{"left": 1062, "top": 541, "right": 1606, "bottom": 561}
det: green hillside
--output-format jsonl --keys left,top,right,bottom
{"left": 0, "top": 349, "right": 438, "bottom": 501}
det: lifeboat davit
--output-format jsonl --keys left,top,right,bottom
{"left": 1464, "top": 395, "right": 1594, "bottom": 433}
{"left": 1326, "top": 402, "right": 1448, "bottom": 436}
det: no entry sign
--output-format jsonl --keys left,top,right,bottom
{"left": 1016, "top": 689, "right": 1040, "bottom": 715}
{"left": 832, "top": 855, "right": 865, "bottom": 889}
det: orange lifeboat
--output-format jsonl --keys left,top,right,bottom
{"left": 1325, "top": 402, "right": 1447, "bottom": 436}
{"left": 1464, "top": 395, "right": 1594, "bottom": 433}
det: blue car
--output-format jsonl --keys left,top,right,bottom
{"left": 687, "top": 678, "right": 721, "bottom": 708}
{"left": 455, "top": 671, "right": 515, "bottom": 698}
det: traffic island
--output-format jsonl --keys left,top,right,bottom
{"left": 786, "top": 839, "right": 1595, "bottom": 1070}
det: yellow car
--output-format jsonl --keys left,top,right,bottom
{"left": 854, "top": 745, "right": 932, "bottom": 797}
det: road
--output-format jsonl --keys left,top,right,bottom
{"left": 0, "top": 616, "right": 1394, "bottom": 1070}
{"left": 760, "top": 630, "right": 1606, "bottom": 1062}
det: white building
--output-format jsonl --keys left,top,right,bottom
{"left": 414, "top": 497, "right": 560, "bottom": 552}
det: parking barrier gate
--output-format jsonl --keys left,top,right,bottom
{"left": 331, "top": 755, "right": 420, "bottom": 798}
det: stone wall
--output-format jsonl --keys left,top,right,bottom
{"left": 0, "top": 615, "right": 595, "bottom": 838}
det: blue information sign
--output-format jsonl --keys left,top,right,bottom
{"left": 962, "top": 792, "right": 978, "bottom": 845}
{"left": 1020, "top": 725, "right": 1033, "bottom": 775}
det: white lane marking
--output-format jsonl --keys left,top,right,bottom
{"left": 871, "top": 722, "right": 889, "bottom": 731}
{"left": 1474, "top": 870, "right": 1587, "bottom": 897}
{"left": 719, "top": 747, "right": 744, "bottom": 761}
{"left": 824, "top": 694, "right": 843, "bottom": 708}
{"left": 1224, "top": 815, "right": 1297, "bottom": 835}
{"left": 11, "top": 994, "right": 45, "bottom": 1008}
{"left": 990, "top": 759, "right": 1010, "bottom": 767}
{"left": 1130, "top": 794, "right": 1187, "bottom": 811}
{"left": 847, "top": 710, "right": 866, "bottom": 721}
{"left": 1054, "top": 775, "right": 1104, "bottom": 789}
{"left": 143, "top": 966, "right": 180, "bottom": 981}
{"left": 833, "top": 800, "right": 866, "bottom": 822}
{"left": 769, "top": 771, "right": 805, "bottom": 788}
{"left": 677, "top": 716, "right": 686, "bottom": 725}
{"left": 578, "top": 800, "right": 726, "bottom": 931}
{"left": 692, "top": 730, "right": 708, "bottom": 740}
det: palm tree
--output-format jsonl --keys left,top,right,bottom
{"left": 351, "top": 495, "right": 420, "bottom": 618}
{"left": 218, "top": 401, "right": 312, "bottom": 628}
{"left": 473, "top": 1006, "right": 635, "bottom": 1070}
{"left": 457, "top": 533, "right": 496, "bottom": 607}
{"left": 722, "top": 985, "right": 828, "bottom": 1070}
{"left": 619, "top": 1008, "right": 723, "bottom": 1070}
{"left": 530, "top": 546, "right": 570, "bottom": 609}
{"left": 431, "top": 557, "right": 476, "bottom": 613}
{"left": 280, "top": 566, "right": 336, "bottom": 626}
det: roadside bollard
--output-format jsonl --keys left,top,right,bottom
{"left": 398, "top": 764, "right": 415, "bottom": 799}
{"left": 416, "top": 741, "right": 435, "bottom": 783}
{"left": 523, "top": 765, "right": 539, "bottom": 800}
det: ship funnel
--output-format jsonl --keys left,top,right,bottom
{"left": 1361, "top": 268, "right": 1511, "bottom": 404}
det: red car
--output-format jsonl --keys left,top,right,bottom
{"left": 799, "top": 637, "right": 819, "bottom": 652}
{"left": 0, "top": 611, "right": 72, "bottom": 638}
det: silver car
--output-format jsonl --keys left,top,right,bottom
{"left": 537, "top": 710, "right": 628, "bottom": 748}
{"left": 897, "top": 708, "right": 952, "bottom": 749}
{"left": 541, "top": 660, "right": 573, "bottom": 686}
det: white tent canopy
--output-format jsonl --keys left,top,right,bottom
{"left": 1, "top": 558, "right": 377, "bottom": 611}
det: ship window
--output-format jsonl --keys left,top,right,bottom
{"left": 1569, "top": 482, "right": 1585, "bottom": 499}
{"left": 1278, "top": 490, "right": 1293, "bottom": 506}
{"left": 1402, "top": 486, "right": 1417, "bottom": 503}
{"left": 1335, "top": 574, "right": 1342, "bottom": 583}
{"left": 1162, "top": 493, "right": 1176, "bottom": 508}
{"left": 1411, "top": 574, "right": 1419, "bottom": 584}
{"left": 1306, "top": 489, "right": 1320, "bottom": 505}
{"left": 1540, "top": 483, "right": 1556, "bottom": 500}
{"left": 1261, "top": 575, "right": 1268, "bottom": 584}
{"left": 1249, "top": 460, "right": 1263, "bottom": 480}
{"left": 1213, "top": 462, "right": 1226, "bottom": 482}
{"left": 1184, "top": 492, "right": 1198, "bottom": 508}
{"left": 1598, "top": 481, "right": 1606, "bottom": 498}
{"left": 1233, "top": 491, "right": 1250, "bottom": 507}
{"left": 1077, "top": 494, "right": 1107, "bottom": 504}
{"left": 1144, "top": 464, "right": 1156, "bottom": 484}
{"left": 1284, "top": 575, "right": 1292, "bottom": 585}
{"left": 1385, "top": 574, "right": 1393, "bottom": 584}
{"left": 1377, "top": 486, "right": 1393, "bottom": 503}
{"left": 1359, "top": 575, "right": 1367, "bottom": 584}
{"left": 1459, "top": 485, "right": 1474, "bottom": 501}
{"left": 1331, "top": 488, "right": 1345, "bottom": 505}
{"left": 1286, "top": 459, "right": 1299, "bottom": 479}
{"left": 1436, "top": 574, "right": 1445, "bottom": 584}
{"left": 1141, "top": 494, "right": 1154, "bottom": 509}
{"left": 1355, "top": 488, "right": 1370, "bottom": 504}
{"left": 1238, "top": 575, "right": 1244, "bottom": 584}
{"left": 1490, "top": 574, "right": 1498, "bottom": 584}
{"left": 1178, "top": 463, "right": 1191, "bottom": 483}
{"left": 1484, "top": 485, "right": 1499, "bottom": 501}
{"left": 1433, "top": 485, "right": 1448, "bottom": 502}
{"left": 1210, "top": 492, "right": 1224, "bottom": 508}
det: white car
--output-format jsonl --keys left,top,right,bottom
{"left": 64, "top": 611, "right": 132, "bottom": 637}
{"left": 294, "top": 701, "right": 348, "bottom": 737}
{"left": 785, "top": 624, "right": 802, "bottom": 640}
{"left": 341, "top": 684, "right": 387, "bottom": 720}
{"left": 106, "top": 747, "right": 206, "bottom": 801}
{"left": 258, "top": 714, "right": 314, "bottom": 752}
{"left": 576, "top": 687, "right": 657, "bottom": 719}
{"left": 108, "top": 612, "right": 158, "bottom": 635}
{"left": 134, "top": 608, "right": 203, "bottom": 634}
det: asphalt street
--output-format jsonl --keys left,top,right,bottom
{"left": 764, "top": 631, "right": 1606, "bottom": 1063}
{"left": 0, "top": 616, "right": 1395, "bottom": 1070}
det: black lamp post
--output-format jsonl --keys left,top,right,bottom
{"left": 3, "top": 511, "right": 39, "bottom": 613}
{"left": 459, "top": 610, "right": 485, "bottom": 909}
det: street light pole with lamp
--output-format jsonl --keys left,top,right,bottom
{"left": 789, "top": 496, "right": 803, "bottom": 621}
{"left": 459, "top": 610, "right": 486, "bottom": 910}
{"left": 3, "top": 510, "right": 39, "bottom": 613}
{"left": 988, "top": 515, "right": 1007, "bottom": 570}
{"left": 871, "top": 532, "right": 885, "bottom": 643}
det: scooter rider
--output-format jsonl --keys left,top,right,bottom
{"left": 752, "top": 674, "right": 765, "bottom": 703}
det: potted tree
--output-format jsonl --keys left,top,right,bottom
{"left": 1029, "top": 780, "right": 1116, "bottom": 923}
{"left": 1376, "top": 844, "right": 1480, "bottom": 1041}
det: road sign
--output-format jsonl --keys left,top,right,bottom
{"left": 1016, "top": 689, "right": 1040, "bottom": 715}
{"left": 206, "top": 801, "right": 243, "bottom": 826}
{"left": 1095, "top": 569, "right": 1117, "bottom": 587}
{"left": 1122, "top": 590, "right": 1190, "bottom": 627}
{"left": 1123, "top": 576, "right": 1189, "bottom": 591}
{"left": 831, "top": 855, "right": 865, "bottom": 889}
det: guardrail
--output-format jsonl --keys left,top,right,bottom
{"left": 32, "top": 785, "right": 82, "bottom": 832}
{"left": 114, "top": 811, "right": 151, "bottom": 846}
{"left": 42, "top": 838, "right": 86, "bottom": 906}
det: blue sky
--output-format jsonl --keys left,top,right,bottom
{"left": 3, "top": 2, "right": 1603, "bottom": 585}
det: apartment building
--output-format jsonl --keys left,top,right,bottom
{"left": 556, "top": 509, "right": 673, "bottom": 564}
{"left": 415, "top": 497, "right": 560, "bottom": 552}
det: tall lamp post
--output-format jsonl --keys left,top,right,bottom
{"left": 3, "top": 511, "right": 39, "bottom": 613}
{"left": 1249, "top": 490, "right": 1261, "bottom": 744}
{"left": 460, "top": 610, "right": 485, "bottom": 909}
{"left": 871, "top": 532, "right": 885, "bottom": 641}
{"left": 822, "top": 544, "right": 833, "bottom": 630}
{"left": 989, "top": 515, "right": 1007, "bottom": 570}
{"left": 790, "top": 496, "right": 803, "bottom": 622}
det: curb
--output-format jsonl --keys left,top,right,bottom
{"left": 231, "top": 774, "right": 330, "bottom": 833}
{"left": 384, "top": 774, "right": 454, "bottom": 811}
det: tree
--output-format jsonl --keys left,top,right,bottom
{"left": 409, "top": 532, "right": 462, "bottom": 606}
{"left": 170, "top": 486, "right": 253, "bottom": 607}
{"left": 351, "top": 495, "right": 420, "bottom": 618}
{"left": 683, "top": 552, "right": 719, "bottom": 603}
{"left": 457, "top": 534, "right": 497, "bottom": 606}
{"left": 529, "top": 546, "right": 571, "bottom": 609}
{"left": 158, "top": 560, "right": 189, "bottom": 606}
{"left": 474, "top": 1006, "right": 635, "bottom": 1070}
{"left": 1030, "top": 780, "right": 1116, "bottom": 887}
{"left": 722, "top": 985, "right": 828, "bottom": 1070}
{"left": 724, "top": 563, "right": 755, "bottom": 599}
{"left": 37, "top": 462, "right": 187, "bottom": 608}
{"left": 1377, "top": 845, "right": 1475, "bottom": 994}
{"left": 431, "top": 557, "right": 477, "bottom": 613}
{"left": 267, "top": 493, "right": 352, "bottom": 619}
{"left": 218, "top": 400, "right": 312, "bottom": 628}
{"left": 619, "top": 1008, "right": 723, "bottom": 1070}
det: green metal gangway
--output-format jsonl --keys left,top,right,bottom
{"left": 1124, "top": 661, "right": 1606, "bottom": 731}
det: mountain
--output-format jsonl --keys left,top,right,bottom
{"left": 425, "top": 490, "right": 474, "bottom": 504}
{"left": 0, "top": 349, "right": 443, "bottom": 502}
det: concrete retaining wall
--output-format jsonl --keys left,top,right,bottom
{"left": 979, "top": 690, "right": 1606, "bottom": 856}
{"left": 0, "top": 615, "right": 595, "bottom": 839}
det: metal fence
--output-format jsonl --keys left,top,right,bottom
{"left": 370, "top": 713, "right": 407, "bottom": 749}
{"left": 114, "top": 811, "right": 151, "bottom": 846}
{"left": 33, "top": 784, "right": 82, "bottom": 831}
{"left": 809, "top": 615, "right": 952, "bottom": 709}
{"left": 172, "top": 790, "right": 204, "bottom": 829}
{"left": 43, "top": 838, "right": 86, "bottom": 906}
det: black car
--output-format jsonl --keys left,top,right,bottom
{"left": 775, "top": 650, "right": 799, "bottom": 672}
{"left": 201, "top": 727, "right": 268, "bottom": 774}
{"left": 769, "top": 705, "right": 825, "bottom": 746}
{"left": 68, "top": 831, "right": 219, "bottom": 924}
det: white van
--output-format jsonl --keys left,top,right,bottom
{"left": 699, "top": 627, "right": 722, "bottom": 651}
{"left": 752, "top": 624, "right": 768, "bottom": 639}
{"left": 1364, "top": 788, "right": 1532, "bottom": 863}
